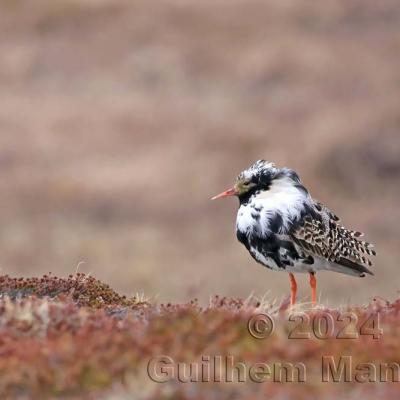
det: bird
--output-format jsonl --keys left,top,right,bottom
{"left": 211, "top": 160, "right": 376, "bottom": 306}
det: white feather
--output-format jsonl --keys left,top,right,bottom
{"left": 236, "top": 175, "right": 310, "bottom": 238}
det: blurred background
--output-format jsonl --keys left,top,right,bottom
{"left": 0, "top": 0, "right": 399, "bottom": 305}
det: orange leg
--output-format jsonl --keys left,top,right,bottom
{"left": 309, "top": 272, "right": 317, "bottom": 304}
{"left": 288, "top": 273, "right": 297, "bottom": 306}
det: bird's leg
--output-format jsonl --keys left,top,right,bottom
{"left": 288, "top": 273, "right": 297, "bottom": 306}
{"left": 309, "top": 272, "right": 317, "bottom": 304}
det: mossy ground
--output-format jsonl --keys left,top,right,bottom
{"left": 0, "top": 274, "right": 398, "bottom": 399}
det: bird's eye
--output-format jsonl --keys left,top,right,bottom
{"left": 242, "top": 180, "right": 257, "bottom": 191}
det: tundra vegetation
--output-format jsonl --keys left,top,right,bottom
{"left": 0, "top": 273, "right": 398, "bottom": 399}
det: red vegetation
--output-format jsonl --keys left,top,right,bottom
{"left": 0, "top": 274, "right": 399, "bottom": 399}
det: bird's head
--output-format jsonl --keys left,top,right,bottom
{"left": 211, "top": 160, "right": 278, "bottom": 201}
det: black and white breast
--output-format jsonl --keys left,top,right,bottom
{"left": 236, "top": 169, "right": 314, "bottom": 272}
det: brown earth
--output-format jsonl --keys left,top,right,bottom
{"left": 0, "top": 0, "right": 399, "bottom": 305}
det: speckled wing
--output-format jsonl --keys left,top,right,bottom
{"left": 290, "top": 201, "right": 376, "bottom": 275}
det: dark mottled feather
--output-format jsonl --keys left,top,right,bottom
{"left": 290, "top": 201, "right": 376, "bottom": 275}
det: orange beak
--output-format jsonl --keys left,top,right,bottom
{"left": 211, "top": 187, "right": 237, "bottom": 200}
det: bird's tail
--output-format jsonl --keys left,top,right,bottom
{"left": 326, "top": 258, "right": 374, "bottom": 277}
